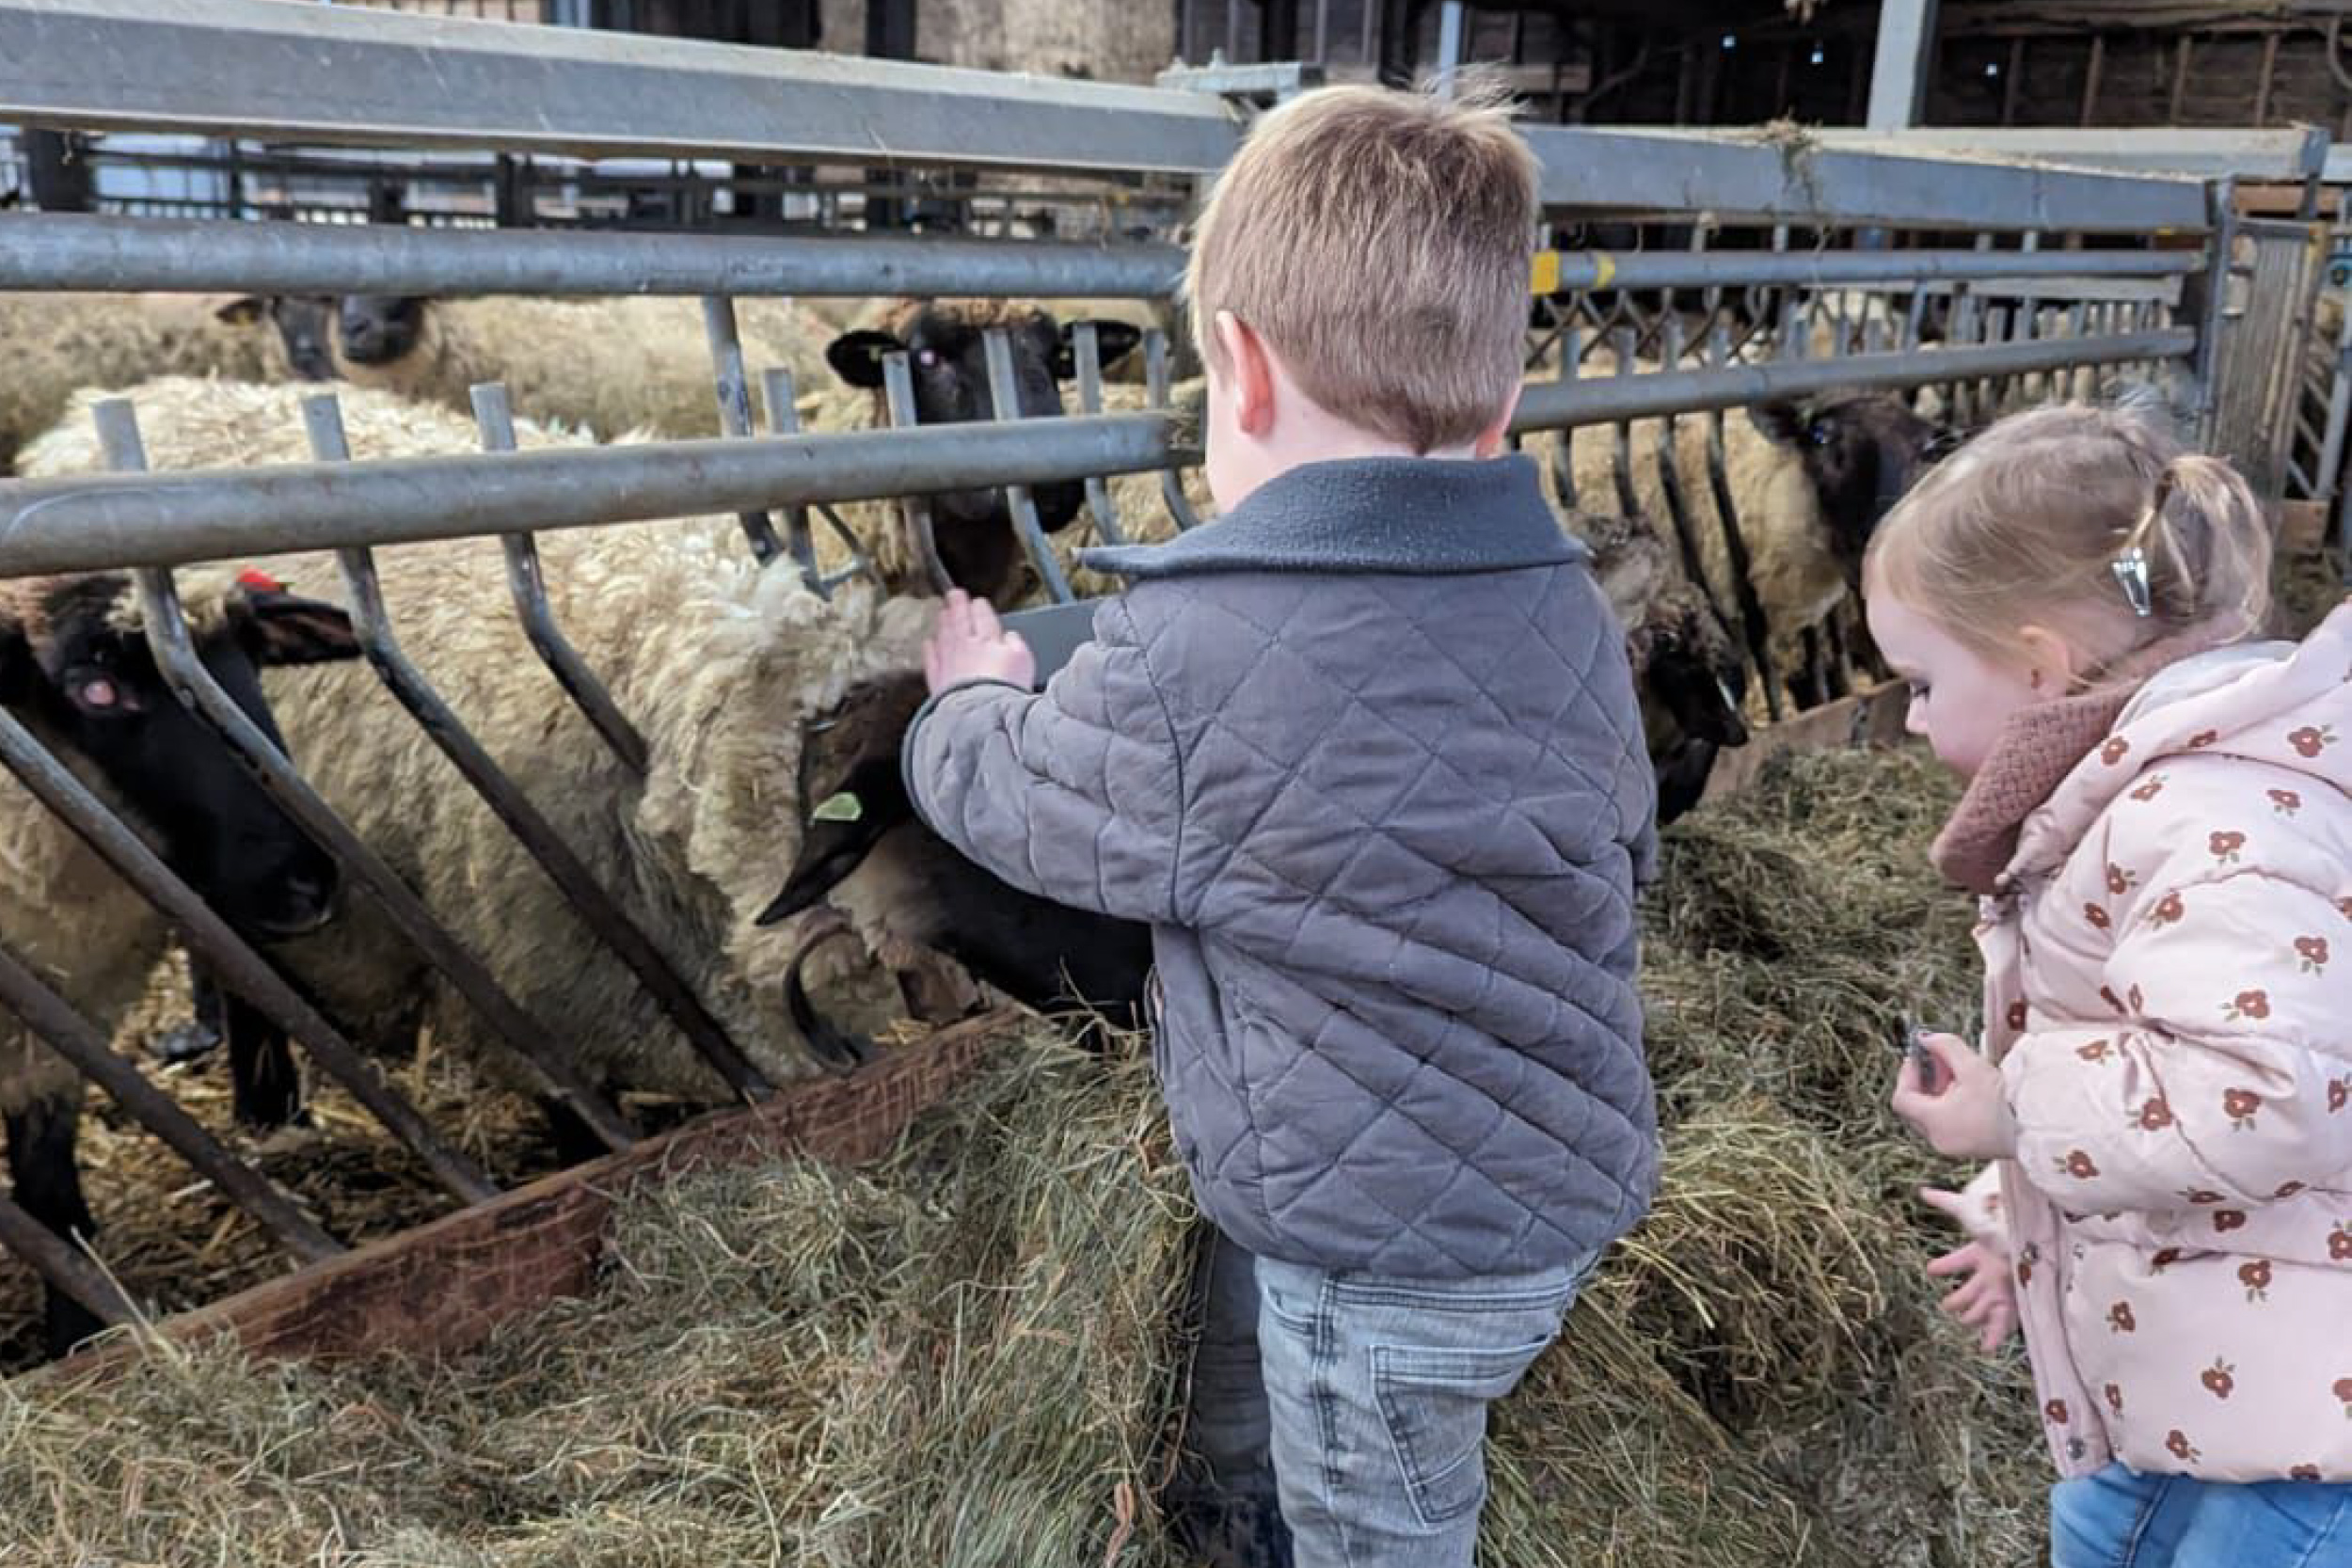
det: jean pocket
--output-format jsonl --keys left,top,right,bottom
{"left": 1372, "top": 1337, "right": 1553, "bottom": 1528}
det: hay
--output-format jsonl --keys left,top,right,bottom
{"left": 0, "top": 746, "right": 2048, "bottom": 1565}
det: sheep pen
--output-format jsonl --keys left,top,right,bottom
{"left": 0, "top": 744, "right": 2053, "bottom": 1566}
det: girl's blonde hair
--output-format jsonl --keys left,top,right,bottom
{"left": 1864, "top": 403, "right": 2272, "bottom": 677}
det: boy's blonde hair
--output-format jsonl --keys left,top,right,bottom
{"left": 1865, "top": 403, "right": 2272, "bottom": 676}
{"left": 1184, "top": 78, "right": 1538, "bottom": 454}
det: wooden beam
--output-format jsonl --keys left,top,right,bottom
{"left": 2169, "top": 33, "right": 2193, "bottom": 124}
{"left": 2080, "top": 33, "right": 2104, "bottom": 128}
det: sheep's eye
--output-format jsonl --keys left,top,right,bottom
{"left": 914, "top": 347, "right": 941, "bottom": 370}
{"left": 1807, "top": 421, "right": 1836, "bottom": 447}
{"left": 70, "top": 674, "right": 123, "bottom": 713}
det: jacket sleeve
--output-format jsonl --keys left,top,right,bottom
{"left": 2004, "top": 847, "right": 2352, "bottom": 1215}
{"left": 900, "top": 595, "right": 1185, "bottom": 927}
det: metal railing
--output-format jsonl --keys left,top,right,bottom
{"left": 0, "top": 0, "right": 2308, "bottom": 1354}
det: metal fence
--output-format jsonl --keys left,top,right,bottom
{"left": 0, "top": 0, "right": 2305, "bottom": 1349}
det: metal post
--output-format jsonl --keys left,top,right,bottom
{"left": 1144, "top": 330, "right": 1202, "bottom": 532}
{"left": 1071, "top": 322, "right": 1126, "bottom": 548}
{"left": 1866, "top": 0, "right": 1940, "bottom": 131}
{"left": 1434, "top": 1, "right": 1466, "bottom": 99}
{"left": 470, "top": 385, "right": 653, "bottom": 777}
{"left": 1707, "top": 323, "right": 1778, "bottom": 722}
{"left": 760, "top": 368, "right": 876, "bottom": 597}
{"left": 880, "top": 352, "right": 953, "bottom": 593}
{"left": 981, "top": 328, "right": 1075, "bottom": 604}
{"left": 699, "top": 295, "right": 787, "bottom": 566}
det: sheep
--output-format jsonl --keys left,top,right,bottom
{"left": 0, "top": 291, "right": 327, "bottom": 472}
{"left": 0, "top": 564, "right": 361, "bottom": 1355}
{"left": 318, "top": 293, "right": 840, "bottom": 441}
{"left": 1520, "top": 386, "right": 1941, "bottom": 707}
{"left": 19, "top": 377, "right": 936, "bottom": 1136}
{"left": 800, "top": 298, "right": 1143, "bottom": 600}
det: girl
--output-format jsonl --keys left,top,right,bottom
{"left": 1871, "top": 404, "right": 2351, "bottom": 1566}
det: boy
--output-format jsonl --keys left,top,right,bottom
{"left": 903, "top": 81, "right": 1660, "bottom": 1568}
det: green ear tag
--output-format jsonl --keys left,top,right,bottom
{"left": 811, "top": 791, "right": 864, "bottom": 824}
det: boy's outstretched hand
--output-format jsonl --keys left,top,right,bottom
{"left": 924, "top": 589, "right": 1037, "bottom": 696}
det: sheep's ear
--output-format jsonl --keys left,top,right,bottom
{"left": 826, "top": 329, "right": 905, "bottom": 390}
{"left": 215, "top": 295, "right": 269, "bottom": 326}
{"left": 1746, "top": 400, "right": 1811, "bottom": 448}
{"left": 231, "top": 584, "right": 362, "bottom": 666}
{"left": 1056, "top": 320, "right": 1144, "bottom": 380}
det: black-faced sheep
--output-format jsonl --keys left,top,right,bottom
{"left": 19, "top": 378, "right": 932, "bottom": 1137}
{"left": 803, "top": 298, "right": 1143, "bottom": 600}
{"left": 0, "top": 567, "right": 359, "bottom": 1354}
{"left": 1524, "top": 388, "right": 1943, "bottom": 708}
{"left": 0, "top": 291, "right": 331, "bottom": 473}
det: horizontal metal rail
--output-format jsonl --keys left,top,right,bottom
{"left": 0, "top": 938, "right": 342, "bottom": 1264}
{"left": 1523, "top": 127, "right": 2210, "bottom": 233}
{"left": 1804, "top": 126, "right": 2329, "bottom": 185}
{"left": 0, "top": 0, "right": 1242, "bottom": 176}
{"left": 1534, "top": 246, "right": 2200, "bottom": 293}
{"left": 0, "top": 414, "right": 1176, "bottom": 578}
{"left": 1511, "top": 327, "right": 2198, "bottom": 432}
{"left": 0, "top": 2, "right": 2213, "bottom": 231}
{"left": 0, "top": 213, "right": 1188, "bottom": 299}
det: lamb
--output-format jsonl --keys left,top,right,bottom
{"left": 0, "top": 563, "right": 360, "bottom": 1354}
{"left": 19, "top": 377, "right": 935, "bottom": 1132}
{"left": 0, "top": 291, "right": 327, "bottom": 472}
{"left": 318, "top": 293, "right": 840, "bottom": 441}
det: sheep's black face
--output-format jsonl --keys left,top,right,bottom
{"left": 214, "top": 295, "right": 338, "bottom": 382}
{"left": 1650, "top": 605, "right": 1750, "bottom": 752}
{"left": 1751, "top": 393, "right": 1944, "bottom": 584}
{"left": 337, "top": 294, "right": 429, "bottom": 367}
{"left": 0, "top": 577, "right": 361, "bottom": 940}
{"left": 825, "top": 308, "right": 1146, "bottom": 589}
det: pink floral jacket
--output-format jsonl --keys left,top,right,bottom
{"left": 1941, "top": 603, "right": 2352, "bottom": 1482}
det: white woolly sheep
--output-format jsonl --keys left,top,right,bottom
{"left": 317, "top": 293, "right": 839, "bottom": 441}
{"left": 0, "top": 291, "right": 321, "bottom": 472}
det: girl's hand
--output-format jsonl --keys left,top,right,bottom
{"left": 924, "top": 590, "right": 1036, "bottom": 696}
{"left": 1923, "top": 1234, "right": 2021, "bottom": 1353}
{"left": 1891, "top": 1033, "right": 2019, "bottom": 1161}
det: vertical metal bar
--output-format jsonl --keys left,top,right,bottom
{"left": 1313, "top": 0, "right": 1329, "bottom": 64}
{"left": 0, "top": 706, "right": 498, "bottom": 1204}
{"left": 1707, "top": 323, "right": 1780, "bottom": 723}
{"left": 1546, "top": 326, "right": 1582, "bottom": 511}
{"left": 0, "top": 939, "right": 342, "bottom": 1262}
{"left": 1145, "top": 329, "right": 1204, "bottom": 532}
{"left": 2194, "top": 180, "right": 2239, "bottom": 450}
{"left": 980, "top": 328, "right": 1075, "bottom": 605}
{"left": 699, "top": 294, "right": 787, "bottom": 566}
{"left": 470, "top": 385, "right": 651, "bottom": 777}
{"left": 1071, "top": 322, "right": 1126, "bottom": 548}
{"left": 880, "top": 352, "right": 954, "bottom": 594}
{"left": 1866, "top": 0, "right": 1939, "bottom": 130}
{"left": 1650, "top": 316, "right": 1712, "bottom": 600}
{"left": 1609, "top": 327, "right": 1640, "bottom": 517}
{"left": 1434, "top": 2, "right": 1465, "bottom": 98}
{"left": 755, "top": 367, "right": 822, "bottom": 593}
{"left": 0, "top": 1188, "right": 132, "bottom": 1332}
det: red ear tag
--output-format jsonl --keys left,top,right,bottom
{"left": 237, "top": 568, "right": 286, "bottom": 593}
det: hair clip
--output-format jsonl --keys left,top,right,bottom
{"left": 2111, "top": 545, "right": 2154, "bottom": 619}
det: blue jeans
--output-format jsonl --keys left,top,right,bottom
{"left": 1172, "top": 1227, "right": 1589, "bottom": 1568}
{"left": 2051, "top": 1461, "right": 2351, "bottom": 1568}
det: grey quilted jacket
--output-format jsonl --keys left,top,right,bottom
{"left": 903, "top": 453, "right": 1661, "bottom": 1278}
